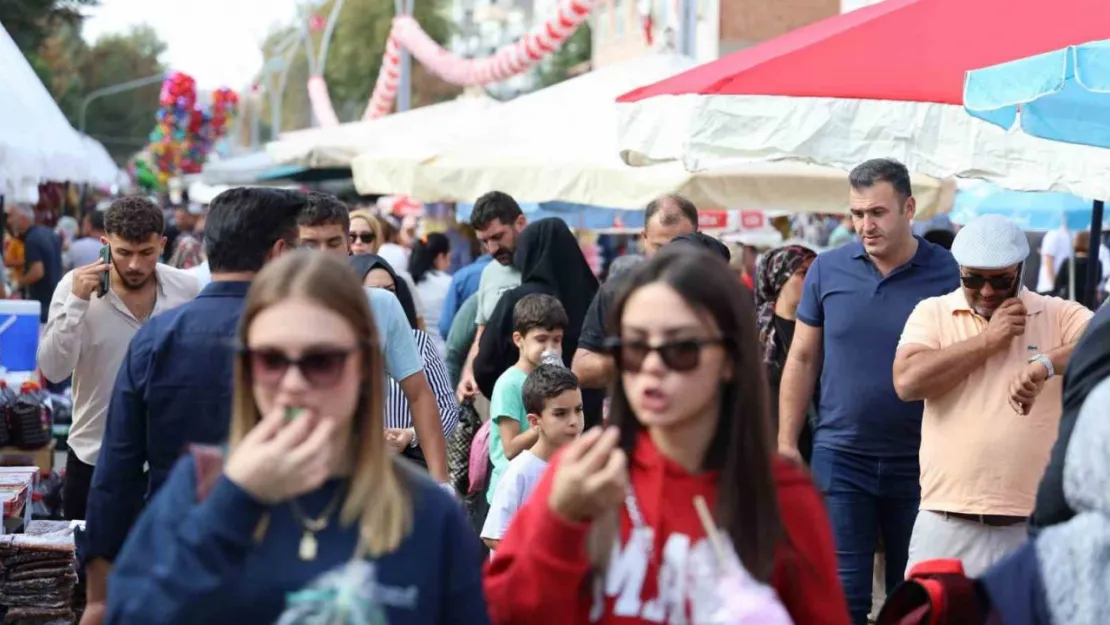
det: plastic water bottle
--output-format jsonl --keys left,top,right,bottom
{"left": 540, "top": 350, "right": 564, "bottom": 367}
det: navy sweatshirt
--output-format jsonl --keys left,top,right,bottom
{"left": 105, "top": 455, "right": 490, "bottom": 625}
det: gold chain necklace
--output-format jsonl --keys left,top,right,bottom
{"left": 289, "top": 487, "right": 345, "bottom": 561}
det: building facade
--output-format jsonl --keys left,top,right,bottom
{"left": 591, "top": 0, "right": 840, "bottom": 67}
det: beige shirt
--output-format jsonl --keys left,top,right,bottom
{"left": 899, "top": 290, "right": 1092, "bottom": 516}
{"left": 38, "top": 264, "right": 199, "bottom": 465}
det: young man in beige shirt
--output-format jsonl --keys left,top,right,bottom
{"left": 894, "top": 214, "right": 1092, "bottom": 576}
{"left": 38, "top": 198, "right": 198, "bottom": 520}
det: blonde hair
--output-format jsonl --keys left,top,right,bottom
{"left": 231, "top": 250, "right": 411, "bottom": 556}
{"left": 349, "top": 210, "right": 383, "bottom": 254}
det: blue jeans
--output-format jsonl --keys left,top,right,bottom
{"left": 810, "top": 446, "right": 920, "bottom": 625}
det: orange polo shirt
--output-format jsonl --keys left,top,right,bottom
{"left": 899, "top": 290, "right": 1092, "bottom": 516}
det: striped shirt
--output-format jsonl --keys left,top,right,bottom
{"left": 386, "top": 329, "right": 460, "bottom": 440}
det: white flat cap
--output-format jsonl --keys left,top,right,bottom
{"left": 951, "top": 214, "right": 1029, "bottom": 269}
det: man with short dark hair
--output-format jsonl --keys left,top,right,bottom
{"left": 69, "top": 210, "right": 105, "bottom": 268}
{"left": 778, "top": 158, "right": 959, "bottom": 625}
{"left": 80, "top": 187, "right": 304, "bottom": 625}
{"left": 456, "top": 191, "right": 528, "bottom": 402}
{"left": 6, "top": 203, "right": 62, "bottom": 322}
{"left": 39, "top": 196, "right": 198, "bottom": 523}
{"left": 293, "top": 192, "right": 451, "bottom": 483}
{"left": 297, "top": 191, "right": 351, "bottom": 255}
{"left": 572, "top": 194, "right": 698, "bottom": 388}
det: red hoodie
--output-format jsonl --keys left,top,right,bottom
{"left": 484, "top": 433, "right": 849, "bottom": 625}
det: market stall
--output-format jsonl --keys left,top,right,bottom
{"left": 614, "top": 0, "right": 1110, "bottom": 202}
{"left": 0, "top": 21, "right": 95, "bottom": 202}
{"left": 351, "top": 54, "right": 954, "bottom": 216}
{"left": 266, "top": 95, "right": 499, "bottom": 170}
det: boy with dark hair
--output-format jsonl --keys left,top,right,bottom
{"left": 482, "top": 363, "right": 582, "bottom": 551}
{"left": 486, "top": 293, "right": 567, "bottom": 505}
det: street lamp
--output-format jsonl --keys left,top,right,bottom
{"left": 79, "top": 72, "right": 167, "bottom": 135}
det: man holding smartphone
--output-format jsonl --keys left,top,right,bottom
{"left": 38, "top": 197, "right": 199, "bottom": 521}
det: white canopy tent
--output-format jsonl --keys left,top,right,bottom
{"left": 79, "top": 135, "right": 123, "bottom": 188}
{"left": 266, "top": 95, "right": 499, "bottom": 170}
{"left": 0, "top": 20, "right": 103, "bottom": 201}
{"left": 351, "top": 54, "right": 954, "bottom": 215}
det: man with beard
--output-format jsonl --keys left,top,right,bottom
{"left": 38, "top": 197, "right": 199, "bottom": 521}
{"left": 456, "top": 191, "right": 528, "bottom": 402}
{"left": 572, "top": 194, "right": 698, "bottom": 389}
{"left": 778, "top": 159, "right": 959, "bottom": 625}
{"left": 894, "top": 214, "right": 1091, "bottom": 577}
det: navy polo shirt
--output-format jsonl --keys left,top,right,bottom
{"left": 797, "top": 237, "right": 959, "bottom": 457}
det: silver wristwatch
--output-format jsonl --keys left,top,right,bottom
{"left": 1028, "top": 354, "right": 1055, "bottom": 379}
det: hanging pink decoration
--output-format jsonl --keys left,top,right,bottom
{"left": 363, "top": 0, "right": 597, "bottom": 119}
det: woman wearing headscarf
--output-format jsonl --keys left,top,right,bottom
{"left": 755, "top": 244, "right": 817, "bottom": 463}
{"left": 350, "top": 254, "right": 459, "bottom": 469}
{"left": 473, "top": 218, "right": 602, "bottom": 427}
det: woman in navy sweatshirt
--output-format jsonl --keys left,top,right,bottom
{"left": 105, "top": 250, "right": 489, "bottom": 625}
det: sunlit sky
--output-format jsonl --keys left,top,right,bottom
{"left": 81, "top": 0, "right": 302, "bottom": 90}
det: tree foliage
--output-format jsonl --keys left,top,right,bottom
{"left": 7, "top": 1, "right": 166, "bottom": 163}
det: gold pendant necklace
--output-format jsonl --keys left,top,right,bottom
{"left": 290, "top": 487, "right": 344, "bottom": 562}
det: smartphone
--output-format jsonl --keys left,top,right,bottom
{"left": 97, "top": 244, "right": 111, "bottom": 298}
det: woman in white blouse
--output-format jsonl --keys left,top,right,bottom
{"left": 408, "top": 233, "right": 453, "bottom": 356}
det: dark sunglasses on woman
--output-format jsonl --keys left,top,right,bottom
{"left": 349, "top": 232, "right": 376, "bottom": 245}
{"left": 603, "top": 337, "right": 724, "bottom": 373}
{"left": 240, "top": 346, "right": 359, "bottom": 388}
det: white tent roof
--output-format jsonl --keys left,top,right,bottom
{"left": 266, "top": 95, "right": 500, "bottom": 170}
{"left": 350, "top": 54, "right": 953, "bottom": 216}
{"left": 0, "top": 20, "right": 96, "bottom": 200}
{"left": 79, "top": 135, "right": 123, "bottom": 188}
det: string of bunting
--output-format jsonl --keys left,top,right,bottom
{"left": 357, "top": 0, "right": 599, "bottom": 121}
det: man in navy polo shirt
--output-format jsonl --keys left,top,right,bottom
{"left": 778, "top": 158, "right": 959, "bottom": 625}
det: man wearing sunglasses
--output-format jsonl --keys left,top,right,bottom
{"left": 893, "top": 214, "right": 1092, "bottom": 579}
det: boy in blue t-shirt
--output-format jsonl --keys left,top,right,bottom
{"left": 487, "top": 293, "right": 567, "bottom": 503}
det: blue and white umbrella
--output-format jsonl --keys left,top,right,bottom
{"left": 951, "top": 182, "right": 1107, "bottom": 232}
{"left": 964, "top": 39, "right": 1110, "bottom": 306}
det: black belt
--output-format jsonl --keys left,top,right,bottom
{"left": 938, "top": 511, "right": 1027, "bottom": 527}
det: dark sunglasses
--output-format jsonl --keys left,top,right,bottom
{"left": 604, "top": 337, "right": 724, "bottom": 373}
{"left": 960, "top": 273, "right": 1017, "bottom": 291}
{"left": 349, "top": 232, "right": 376, "bottom": 244}
{"left": 240, "top": 346, "right": 359, "bottom": 388}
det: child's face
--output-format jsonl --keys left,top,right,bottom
{"left": 529, "top": 388, "right": 584, "bottom": 448}
{"left": 513, "top": 326, "right": 564, "bottom": 367}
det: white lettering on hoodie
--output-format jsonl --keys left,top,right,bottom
{"left": 591, "top": 531, "right": 725, "bottom": 624}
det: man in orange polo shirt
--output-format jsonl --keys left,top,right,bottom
{"left": 893, "top": 214, "right": 1092, "bottom": 576}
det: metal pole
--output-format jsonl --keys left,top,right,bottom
{"left": 396, "top": 0, "right": 414, "bottom": 112}
{"left": 318, "top": 0, "right": 347, "bottom": 77}
{"left": 1084, "top": 200, "right": 1105, "bottom": 309}
{"left": 79, "top": 73, "right": 166, "bottom": 134}
{"left": 679, "top": 0, "right": 697, "bottom": 58}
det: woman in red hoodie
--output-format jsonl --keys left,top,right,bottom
{"left": 484, "top": 245, "right": 849, "bottom": 625}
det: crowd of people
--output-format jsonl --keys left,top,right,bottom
{"left": 1, "top": 155, "right": 1105, "bottom": 624}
